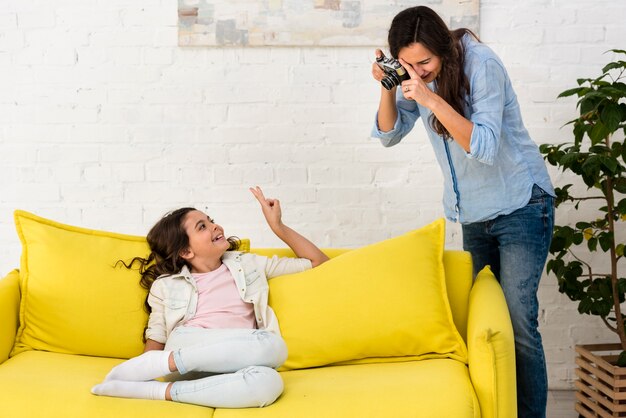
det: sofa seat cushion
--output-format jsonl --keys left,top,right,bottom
{"left": 214, "top": 359, "right": 479, "bottom": 418}
{"left": 0, "top": 351, "right": 214, "bottom": 418}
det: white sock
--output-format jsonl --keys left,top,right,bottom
{"left": 104, "top": 350, "right": 173, "bottom": 382}
{"left": 91, "top": 380, "right": 168, "bottom": 400}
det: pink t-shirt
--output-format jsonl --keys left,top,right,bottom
{"left": 184, "top": 263, "right": 256, "bottom": 330}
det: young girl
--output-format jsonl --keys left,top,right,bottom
{"left": 370, "top": 7, "right": 554, "bottom": 417}
{"left": 91, "top": 186, "right": 329, "bottom": 408}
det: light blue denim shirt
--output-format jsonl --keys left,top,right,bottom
{"left": 371, "top": 35, "right": 554, "bottom": 224}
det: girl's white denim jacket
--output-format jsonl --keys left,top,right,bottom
{"left": 145, "top": 251, "right": 311, "bottom": 344}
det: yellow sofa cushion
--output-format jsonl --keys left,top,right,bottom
{"left": 214, "top": 359, "right": 479, "bottom": 418}
{"left": 11, "top": 210, "right": 151, "bottom": 358}
{"left": 0, "top": 351, "right": 213, "bottom": 418}
{"left": 268, "top": 218, "right": 467, "bottom": 370}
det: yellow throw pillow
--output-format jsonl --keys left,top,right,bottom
{"left": 268, "top": 218, "right": 467, "bottom": 370}
{"left": 11, "top": 210, "right": 150, "bottom": 358}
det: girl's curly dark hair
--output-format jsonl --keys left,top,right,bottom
{"left": 119, "top": 207, "right": 240, "bottom": 315}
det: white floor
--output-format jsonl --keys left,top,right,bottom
{"left": 547, "top": 390, "right": 578, "bottom": 418}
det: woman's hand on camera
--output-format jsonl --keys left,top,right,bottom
{"left": 398, "top": 58, "right": 436, "bottom": 107}
{"left": 371, "top": 49, "right": 388, "bottom": 84}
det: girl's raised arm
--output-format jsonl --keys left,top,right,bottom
{"left": 249, "top": 186, "right": 329, "bottom": 267}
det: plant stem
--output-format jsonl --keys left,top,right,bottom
{"left": 602, "top": 315, "right": 619, "bottom": 333}
{"left": 568, "top": 250, "right": 594, "bottom": 277}
{"left": 604, "top": 134, "right": 626, "bottom": 351}
{"left": 569, "top": 196, "right": 605, "bottom": 201}
{"left": 575, "top": 273, "right": 614, "bottom": 279}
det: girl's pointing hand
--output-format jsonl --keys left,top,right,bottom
{"left": 249, "top": 186, "right": 283, "bottom": 231}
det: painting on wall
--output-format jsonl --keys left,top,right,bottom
{"left": 178, "top": 0, "right": 479, "bottom": 47}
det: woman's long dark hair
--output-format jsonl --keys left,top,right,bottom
{"left": 119, "top": 207, "right": 240, "bottom": 316}
{"left": 388, "top": 6, "right": 479, "bottom": 139}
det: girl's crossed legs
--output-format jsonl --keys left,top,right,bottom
{"left": 92, "top": 328, "right": 288, "bottom": 408}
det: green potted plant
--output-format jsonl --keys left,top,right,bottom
{"left": 539, "top": 49, "right": 626, "bottom": 416}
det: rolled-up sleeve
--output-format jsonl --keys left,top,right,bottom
{"left": 145, "top": 281, "right": 167, "bottom": 344}
{"left": 371, "top": 92, "right": 421, "bottom": 147}
{"left": 263, "top": 255, "right": 312, "bottom": 279}
{"left": 467, "top": 59, "right": 507, "bottom": 166}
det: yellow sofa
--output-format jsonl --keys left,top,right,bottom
{"left": 0, "top": 211, "right": 516, "bottom": 418}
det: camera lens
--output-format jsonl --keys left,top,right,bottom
{"left": 381, "top": 72, "right": 401, "bottom": 90}
{"left": 381, "top": 76, "right": 395, "bottom": 90}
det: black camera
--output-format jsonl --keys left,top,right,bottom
{"left": 376, "top": 52, "right": 409, "bottom": 90}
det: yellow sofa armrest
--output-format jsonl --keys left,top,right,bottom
{"left": 467, "top": 266, "right": 517, "bottom": 418}
{"left": 0, "top": 269, "right": 20, "bottom": 365}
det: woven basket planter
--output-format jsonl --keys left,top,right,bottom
{"left": 575, "top": 343, "right": 626, "bottom": 417}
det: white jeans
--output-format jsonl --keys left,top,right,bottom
{"left": 164, "top": 327, "right": 287, "bottom": 408}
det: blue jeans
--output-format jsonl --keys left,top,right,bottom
{"left": 462, "top": 185, "right": 554, "bottom": 418}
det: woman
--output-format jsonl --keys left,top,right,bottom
{"left": 370, "top": 6, "right": 554, "bottom": 418}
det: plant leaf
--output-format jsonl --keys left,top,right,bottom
{"left": 615, "top": 178, "right": 626, "bottom": 194}
{"left": 601, "top": 104, "right": 624, "bottom": 131}
{"left": 558, "top": 87, "right": 586, "bottom": 98}
{"left": 599, "top": 232, "right": 614, "bottom": 252}
{"left": 600, "top": 156, "right": 619, "bottom": 175}
{"left": 589, "top": 121, "right": 611, "bottom": 144}
{"left": 603, "top": 61, "right": 626, "bottom": 73}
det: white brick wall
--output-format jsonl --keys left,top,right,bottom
{"left": 1, "top": 0, "right": 625, "bottom": 389}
